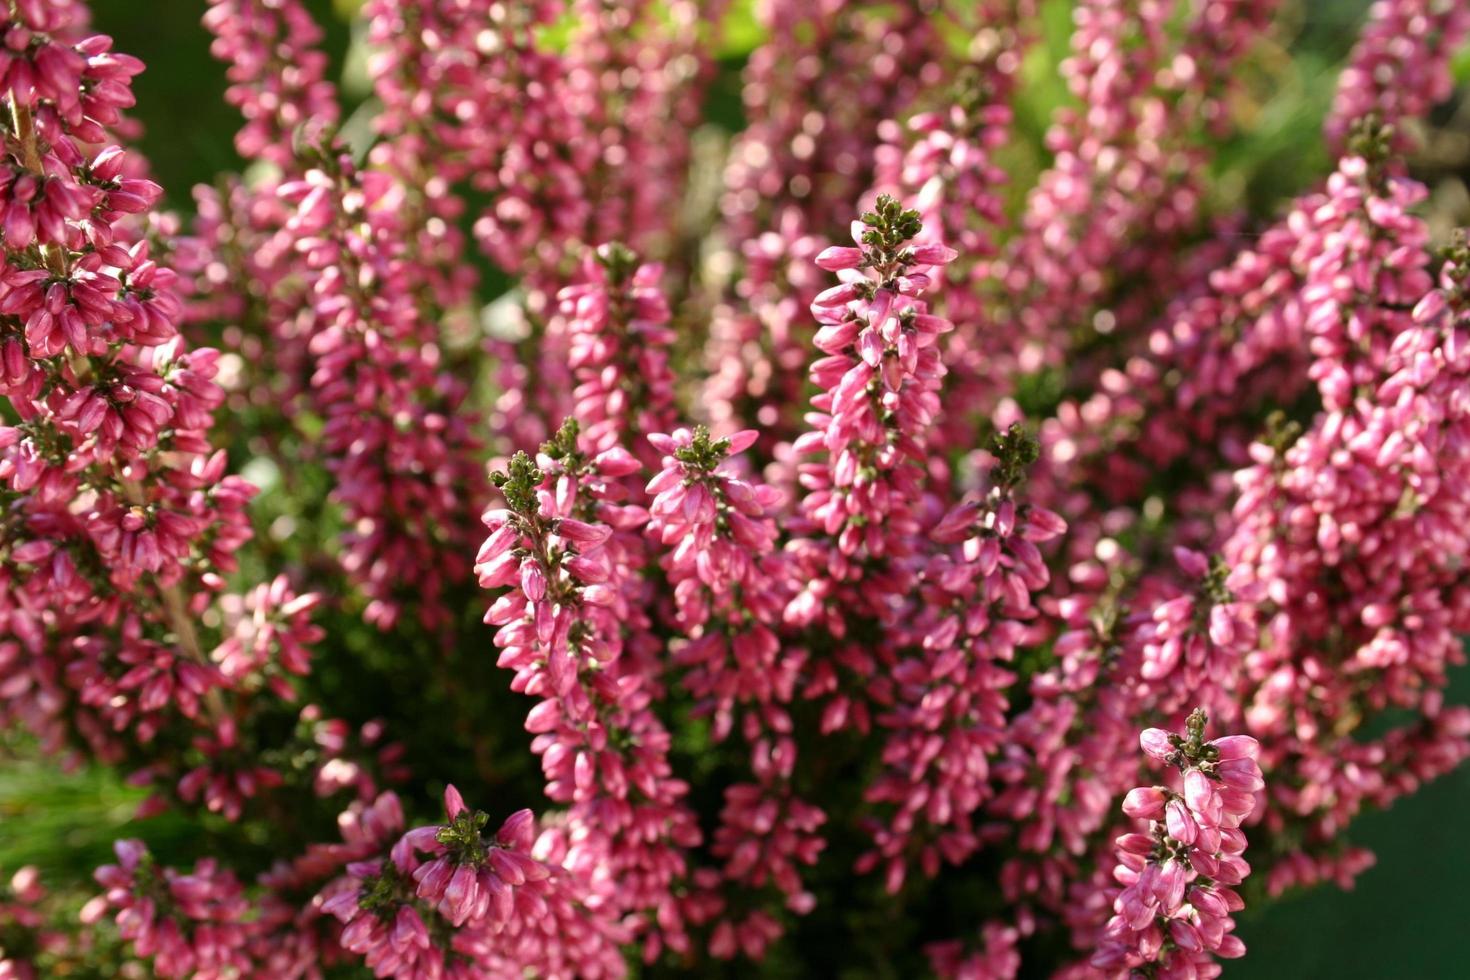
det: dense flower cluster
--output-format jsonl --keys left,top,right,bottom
{"left": 316, "top": 787, "right": 627, "bottom": 978}
{"left": 84, "top": 839, "right": 253, "bottom": 977}
{"left": 0, "top": 0, "right": 268, "bottom": 807}
{"left": 1092, "top": 711, "right": 1262, "bottom": 978}
{"left": 1, "top": 0, "right": 1469, "bottom": 977}
{"left": 479, "top": 421, "right": 699, "bottom": 960}
{"left": 1325, "top": 0, "right": 1470, "bottom": 153}
{"left": 784, "top": 197, "right": 958, "bottom": 735}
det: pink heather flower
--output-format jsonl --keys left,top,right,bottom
{"left": 480, "top": 423, "right": 699, "bottom": 956}
{"left": 1132, "top": 550, "right": 1256, "bottom": 716}
{"left": 300, "top": 709, "right": 411, "bottom": 801}
{"left": 264, "top": 790, "right": 406, "bottom": 890}
{"left": 176, "top": 719, "right": 287, "bottom": 822}
{"left": 1023, "top": 167, "right": 1345, "bottom": 543}
{"left": 406, "top": 789, "right": 551, "bottom": 928}
{"left": 277, "top": 145, "right": 484, "bottom": 634}
{"left": 979, "top": 130, "right": 1466, "bottom": 953}
{"left": 448, "top": 0, "right": 713, "bottom": 281}
{"left": 557, "top": 0, "right": 720, "bottom": 256}
{"left": 784, "top": 195, "right": 958, "bottom": 735}
{"left": 646, "top": 425, "right": 827, "bottom": 951}
{"left": 8, "top": 3, "right": 1470, "bottom": 978}
{"left": 792, "top": 195, "right": 955, "bottom": 569}
{"left": 1325, "top": 0, "right": 1470, "bottom": 153}
{"left": 926, "top": 920, "right": 1023, "bottom": 980}
{"left": 318, "top": 787, "right": 626, "bottom": 979}
{"left": 1220, "top": 139, "right": 1469, "bottom": 889}
{"left": 717, "top": 2, "right": 947, "bottom": 245}
{"left": 204, "top": 0, "right": 339, "bottom": 166}
{"left": 210, "top": 576, "right": 322, "bottom": 694}
{"left": 871, "top": 39, "right": 1026, "bottom": 450}
{"left": 700, "top": 783, "right": 827, "bottom": 959}
{"left": 246, "top": 791, "right": 406, "bottom": 976}
{"left": 1092, "top": 710, "right": 1261, "bottom": 978}
{"left": 991, "top": 0, "right": 1276, "bottom": 393}
{"left": 0, "top": 0, "right": 304, "bottom": 831}
{"left": 86, "top": 840, "right": 252, "bottom": 978}
{"left": 359, "top": 0, "right": 520, "bottom": 461}
{"left": 204, "top": 0, "right": 489, "bottom": 641}
{"left": 862, "top": 426, "right": 1066, "bottom": 891}
{"left": 647, "top": 426, "right": 791, "bottom": 739}
{"left": 700, "top": 3, "right": 950, "bottom": 460}
{"left": 556, "top": 244, "right": 678, "bottom": 464}
{"left": 0, "top": 865, "right": 68, "bottom": 979}
{"left": 1292, "top": 146, "right": 1433, "bottom": 413}
{"left": 698, "top": 207, "right": 826, "bottom": 458}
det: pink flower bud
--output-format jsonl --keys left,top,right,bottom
{"left": 1139, "top": 728, "right": 1174, "bottom": 761}
{"left": 815, "top": 246, "right": 864, "bottom": 271}
{"left": 1122, "top": 786, "right": 1166, "bottom": 821}
{"left": 443, "top": 785, "right": 467, "bottom": 819}
{"left": 907, "top": 242, "right": 958, "bottom": 265}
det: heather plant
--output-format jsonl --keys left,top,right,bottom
{"left": 1, "top": 1, "right": 1469, "bottom": 978}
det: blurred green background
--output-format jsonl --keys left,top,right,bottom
{"left": 2, "top": 0, "right": 1466, "bottom": 976}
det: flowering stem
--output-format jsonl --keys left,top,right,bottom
{"left": 9, "top": 95, "right": 66, "bottom": 276}
{"left": 117, "top": 474, "right": 228, "bottom": 722}
{"left": 9, "top": 93, "right": 42, "bottom": 171}
{"left": 11, "top": 83, "right": 230, "bottom": 726}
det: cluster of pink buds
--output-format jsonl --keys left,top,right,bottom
{"left": 872, "top": 40, "right": 1026, "bottom": 444}
{"left": 84, "top": 841, "right": 252, "bottom": 978}
{"left": 1133, "top": 549, "right": 1256, "bottom": 716}
{"left": 926, "top": 919, "right": 1023, "bottom": 980}
{"left": 479, "top": 420, "right": 699, "bottom": 957}
{"left": 248, "top": 790, "right": 408, "bottom": 977}
{"left": 0, "top": 866, "right": 58, "bottom": 979}
{"left": 718, "top": 2, "right": 948, "bottom": 246}
{"left": 1325, "top": 0, "right": 1470, "bottom": 152}
{"left": 647, "top": 426, "right": 789, "bottom": 741}
{"left": 698, "top": 208, "right": 826, "bottom": 457}
{"left": 204, "top": 0, "right": 487, "bottom": 640}
{"left": 304, "top": 788, "right": 623, "bottom": 978}
{"left": 0, "top": 0, "right": 311, "bottom": 826}
{"left": 992, "top": 0, "right": 1277, "bottom": 390}
{"left": 277, "top": 144, "right": 482, "bottom": 634}
{"left": 1219, "top": 127, "right": 1470, "bottom": 888}
{"left": 646, "top": 425, "right": 827, "bottom": 953}
{"left": 558, "top": 244, "right": 678, "bottom": 462}
{"left": 299, "top": 707, "right": 412, "bottom": 802}
{"left": 210, "top": 575, "right": 322, "bottom": 696}
{"left": 320, "top": 789, "right": 595, "bottom": 977}
{"left": 799, "top": 197, "right": 956, "bottom": 561}
{"left": 703, "top": 2, "right": 952, "bottom": 458}
{"left": 559, "top": 0, "right": 718, "bottom": 259}
{"left": 204, "top": 0, "right": 339, "bottom": 165}
{"left": 1093, "top": 711, "right": 1262, "bottom": 978}
{"left": 786, "top": 196, "right": 957, "bottom": 726}
{"left": 861, "top": 425, "right": 1065, "bottom": 891}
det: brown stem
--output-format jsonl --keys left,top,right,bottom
{"left": 9, "top": 95, "right": 69, "bottom": 278}
{"left": 9, "top": 93, "right": 42, "bottom": 172}
{"left": 118, "top": 475, "right": 229, "bottom": 722}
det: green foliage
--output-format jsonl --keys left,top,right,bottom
{"left": 988, "top": 423, "right": 1041, "bottom": 491}
{"left": 0, "top": 735, "right": 228, "bottom": 878}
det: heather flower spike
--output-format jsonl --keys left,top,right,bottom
{"left": 1093, "top": 711, "right": 1262, "bottom": 977}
